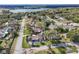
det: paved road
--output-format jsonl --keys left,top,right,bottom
{"left": 25, "top": 46, "right": 49, "bottom": 53}
{"left": 25, "top": 42, "right": 79, "bottom": 54}
{"left": 14, "top": 18, "right": 25, "bottom": 54}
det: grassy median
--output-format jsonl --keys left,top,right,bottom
{"left": 22, "top": 36, "right": 30, "bottom": 48}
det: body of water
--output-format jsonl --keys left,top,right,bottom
{"left": 10, "top": 8, "right": 48, "bottom": 13}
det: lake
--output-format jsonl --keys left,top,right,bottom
{"left": 10, "top": 8, "right": 48, "bottom": 13}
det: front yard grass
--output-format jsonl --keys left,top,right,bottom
{"left": 41, "top": 40, "right": 52, "bottom": 46}
{"left": 33, "top": 40, "right": 52, "bottom": 47}
{"left": 33, "top": 42, "right": 41, "bottom": 47}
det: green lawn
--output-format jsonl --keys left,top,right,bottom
{"left": 22, "top": 36, "right": 30, "bottom": 48}
{"left": 33, "top": 42, "right": 41, "bottom": 47}
{"left": 33, "top": 40, "right": 52, "bottom": 47}
{"left": 41, "top": 41, "right": 52, "bottom": 46}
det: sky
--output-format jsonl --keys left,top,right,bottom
{"left": 0, "top": 0, "right": 79, "bottom": 4}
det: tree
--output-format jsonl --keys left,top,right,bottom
{"left": 56, "top": 27, "right": 69, "bottom": 33}
{"left": 44, "top": 30, "right": 57, "bottom": 40}
{"left": 67, "top": 29, "right": 79, "bottom": 42}
{"left": 72, "top": 34, "right": 79, "bottom": 42}
{"left": 35, "top": 20, "right": 45, "bottom": 30}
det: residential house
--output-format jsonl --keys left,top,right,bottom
{"left": 31, "top": 34, "right": 44, "bottom": 45}
{"left": 0, "top": 26, "right": 12, "bottom": 39}
{"left": 48, "top": 23, "right": 57, "bottom": 30}
{"left": 31, "top": 27, "right": 43, "bottom": 34}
